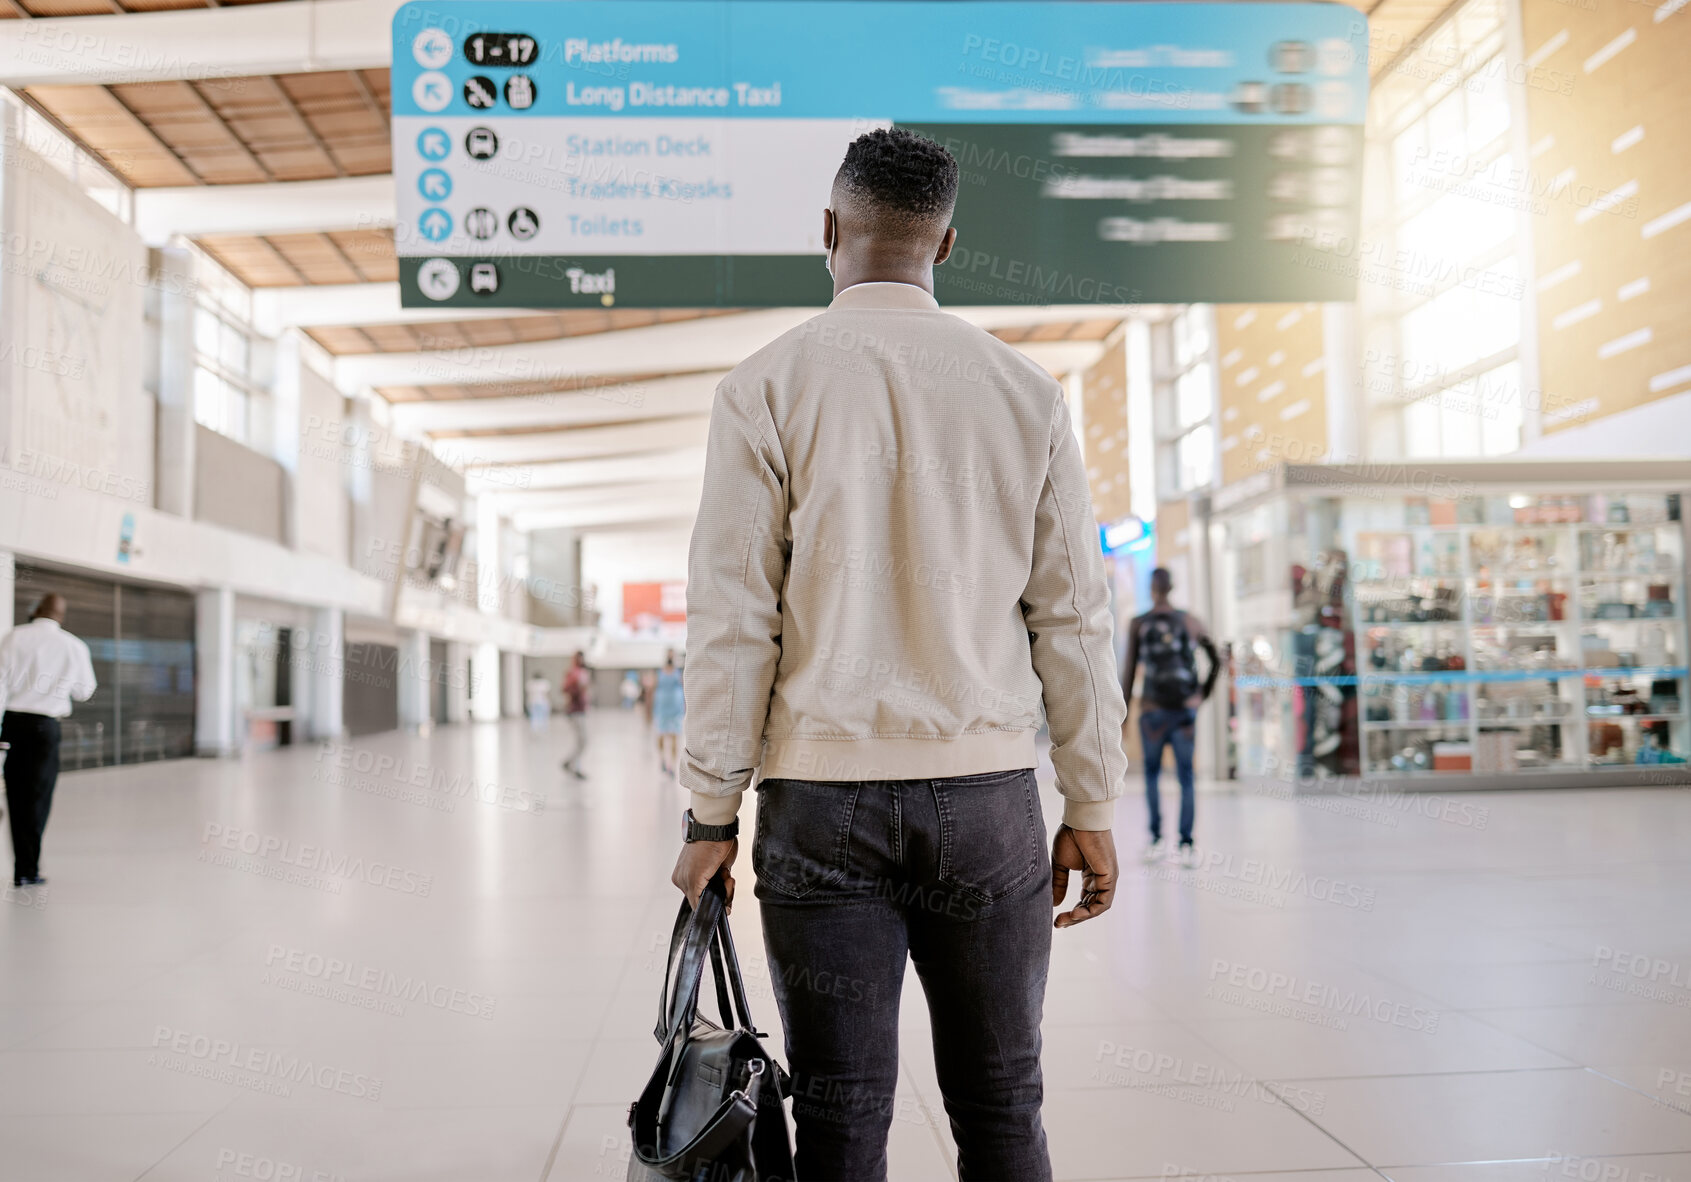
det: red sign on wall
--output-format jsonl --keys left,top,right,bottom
{"left": 623, "top": 581, "right": 687, "bottom": 626}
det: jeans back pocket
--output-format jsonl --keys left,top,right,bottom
{"left": 930, "top": 768, "right": 1045, "bottom": 905}
{"left": 753, "top": 779, "right": 859, "bottom": 900}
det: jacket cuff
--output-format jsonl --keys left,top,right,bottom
{"left": 1061, "top": 797, "right": 1118, "bottom": 831}
{"left": 689, "top": 790, "right": 743, "bottom": 826}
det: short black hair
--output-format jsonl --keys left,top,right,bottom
{"left": 835, "top": 128, "right": 958, "bottom": 240}
{"left": 1151, "top": 567, "right": 1173, "bottom": 591}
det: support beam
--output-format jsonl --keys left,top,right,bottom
{"left": 389, "top": 371, "right": 725, "bottom": 436}
{"left": 470, "top": 641, "right": 500, "bottom": 722}
{"left": 396, "top": 628, "right": 430, "bottom": 731}
{"left": 195, "top": 586, "right": 237, "bottom": 756}
{"left": 153, "top": 247, "right": 198, "bottom": 518}
{"left": 135, "top": 176, "right": 392, "bottom": 246}
{"left": 336, "top": 306, "right": 1125, "bottom": 392}
{"left": 431, "top": 415, "right": 712, "bottom": 468}
{"left": 251, "top": 281, "right": 486, "bottom": 334}
{"left": 444, "top": 641, "right": 469, "bottom": 724}
{"left": 464, "top": 447, "right": 707, "bottom": 495}
{"left": 0, "top": 0, "right": 401, "bottom": 88}
{"left": 335, "top": 310, "right": 815, "bottom": 392}
{"left": 507, "top": 480, "right": 705, "bottom": 533}
{"left": 307, "top": 605, "right": 344, "bottom": 741}
{"left": 0, "top": 552, "right": 16, "bottom": 635}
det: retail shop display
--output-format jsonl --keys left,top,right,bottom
{"left": 1213, "top": 464, "right": 1689, "bottom": 787}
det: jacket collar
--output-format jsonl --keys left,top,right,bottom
{"left": 828, "top": 281, "right": 940, "bottom": 311}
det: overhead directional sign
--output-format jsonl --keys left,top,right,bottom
{"left": 391, "top": 1, "right": 1369, "bottom": 308}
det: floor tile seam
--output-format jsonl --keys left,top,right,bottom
{"left": 1578, "top": 1065, "right": 1691, "bottom": 1118}
{"left": 539, "top": 917, "right": 655, "bottom": 1181}
{"left": 1453, "top": 1006, "right": 1607, "bottom": 1067}
{"left": 131, "top": 1102, "right": 233, "bottom": 1182}
{"left": 1232, "top": 1075, "right": 1378, "bottom": 1170}
{"left": 1272, "top": 1065, "right": 1603, "bottom": 1084}
{"left": 898, "top": 1061, "right": 961, "bottom": 1182}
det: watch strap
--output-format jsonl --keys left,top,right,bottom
{"left": 684, "top": 809, "right": 739, "bottom": 843}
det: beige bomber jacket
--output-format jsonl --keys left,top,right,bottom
{"left": 681, "top": 281, "right": 1128, "bottom": 830}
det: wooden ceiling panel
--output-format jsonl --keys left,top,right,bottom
{"left": 112, "top": 79, "right": 270, "bottom": 183}
{"left": 265, "top": 231, "right": 363, "bottom": 285}
{"left": 188, "top": 230, "right": 395, "bottom": 288}
{"left": 19, "top": 84, "right": 195, "bottom": 184}
{"left": 3, "top": 0, "right": 297, "bottom": 17}
{"left": 198, "top": 235, "right": 305, "bottom": 286}
{"left": 305, "top": 310, "right": 745, "bottom": 355}
{"left": 353, "top": 324, "right": 419, "bottom": 352}
{"left": 376, "top": 372, "right": 691, "bottom": 406}
{"left": 324, "top": 230, "right": 397, "bottom": 283}
{"left": 23, "top": 68, "right": 390, "bottom": 187}
{"left": 303, "top": 325, "right": 377, "bottom": 355}
{"left": 991, "top": 318, "right": 1125, "bottom": 345}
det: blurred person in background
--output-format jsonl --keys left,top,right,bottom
{"left": 1121, "top": 566, "right": 1219, "bottom": 868}
{"left": 0, "top": 593, "right": 96, "bottom": 887}
{"left": 525, "top": 670, "right": 551, "bottom": 732}
{"left": 559, "top": 652, "right": 590, "bottom": 779}
{"left": 620, "top": 670, "right": 641, "bottom": 710}
{"left": 652, "top": 653, "right": 685, "bottom": 775}
{"left": 639, "top": 666, "right": 657, "bottom": 727}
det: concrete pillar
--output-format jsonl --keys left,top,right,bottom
{"left": 1322, "top": 303, "right": 1363, "bottom": 462}
{"left": 153, "top": 246, "right": 197, "bottom": 518}
{"left": 307, "top": 605, "right": 344, "bottom": 741}
{"left": 501, "top": 650, "right": 522, "bottom": 719}
{"left": 397, "top": 628, "right": 431, "bottom": 731}
{"left": 470, "top": 640, "right": 500, "bottom": 721}
{"left": 445, "top": 640, "right": 470, "bottom": 724}
{"left": 0, "top": 550, "right": 15, "bottom": 634}
{"left": 195, "top": 586, "right": 237, "bottom": 756}
{"left": 272, "top": 330, "right": 303, "bottom": 548}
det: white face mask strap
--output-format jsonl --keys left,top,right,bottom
{"left": 824, "top": 209, "right": 837, "bottom": 279}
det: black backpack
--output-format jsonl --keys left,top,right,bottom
{"left": 1139, "top": 611, "right": 1198, "bottom": 709}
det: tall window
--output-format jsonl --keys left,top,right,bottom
{"left": 191, "top": 249, "right": 272, "bottom": 450}
{"left": 1157, "top": 305, "right": 1216, "bottom": 496}
{"left": 1361, "top": 0, "right": 1525, "bottom": 459}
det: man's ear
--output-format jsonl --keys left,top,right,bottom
{"left": 933, "top": 226, "right": 957, "bottom": 266}
{"left": 822, "top": 207, "right": 835, "bottom": 251}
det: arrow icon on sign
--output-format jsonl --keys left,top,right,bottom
{"left": 420, "top": 209, "right": 452, "bottom": 241}
{"left": 422, "top": 132, "right": 447, "bottom": 158}
{"left": 421, "top": 171, "right": 450, "bottom": 199}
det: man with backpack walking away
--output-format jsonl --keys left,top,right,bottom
{"left": 1122, "top": 567, "right": 1220, "bottom": 867}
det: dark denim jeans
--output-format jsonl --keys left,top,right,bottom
{"left": 753, "top": 769, "right": 1053, "bottom": 1182}
{"left": 1140, "top": 705, "right": 1196, "bottom": 845}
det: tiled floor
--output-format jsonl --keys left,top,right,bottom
{"left": 3, "top": 710, "right": 1691, "bottom": 1181}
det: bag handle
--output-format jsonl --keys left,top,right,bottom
{"left": 655, "top": 874, "right": 754, "bottom": 1044}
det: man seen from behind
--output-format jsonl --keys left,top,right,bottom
{"left": 671, "top": 128, "right": 1129, "bottom": 1182}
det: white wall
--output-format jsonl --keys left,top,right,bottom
{"left": 1514, "top": 389, "right": 1691, "bottom": 459}
{"left": 0, "top": 135, "right": 154, "bottom": 509}
{"left": 580, "top": 524, "right": 693, "bottom": 636}
{"left": 293, "top": 359, "right": 351, "bottom": 563}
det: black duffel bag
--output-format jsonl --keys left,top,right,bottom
{"left": 627, "top": 875, "right": 795, "bottom": 1182}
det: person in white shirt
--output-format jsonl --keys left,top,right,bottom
{"left": 0, "top": 593, "right": 97, "bottom": 886}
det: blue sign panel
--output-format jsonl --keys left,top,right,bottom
{"left": 392, "top": 1, "right": 1369, "bottom": 307}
